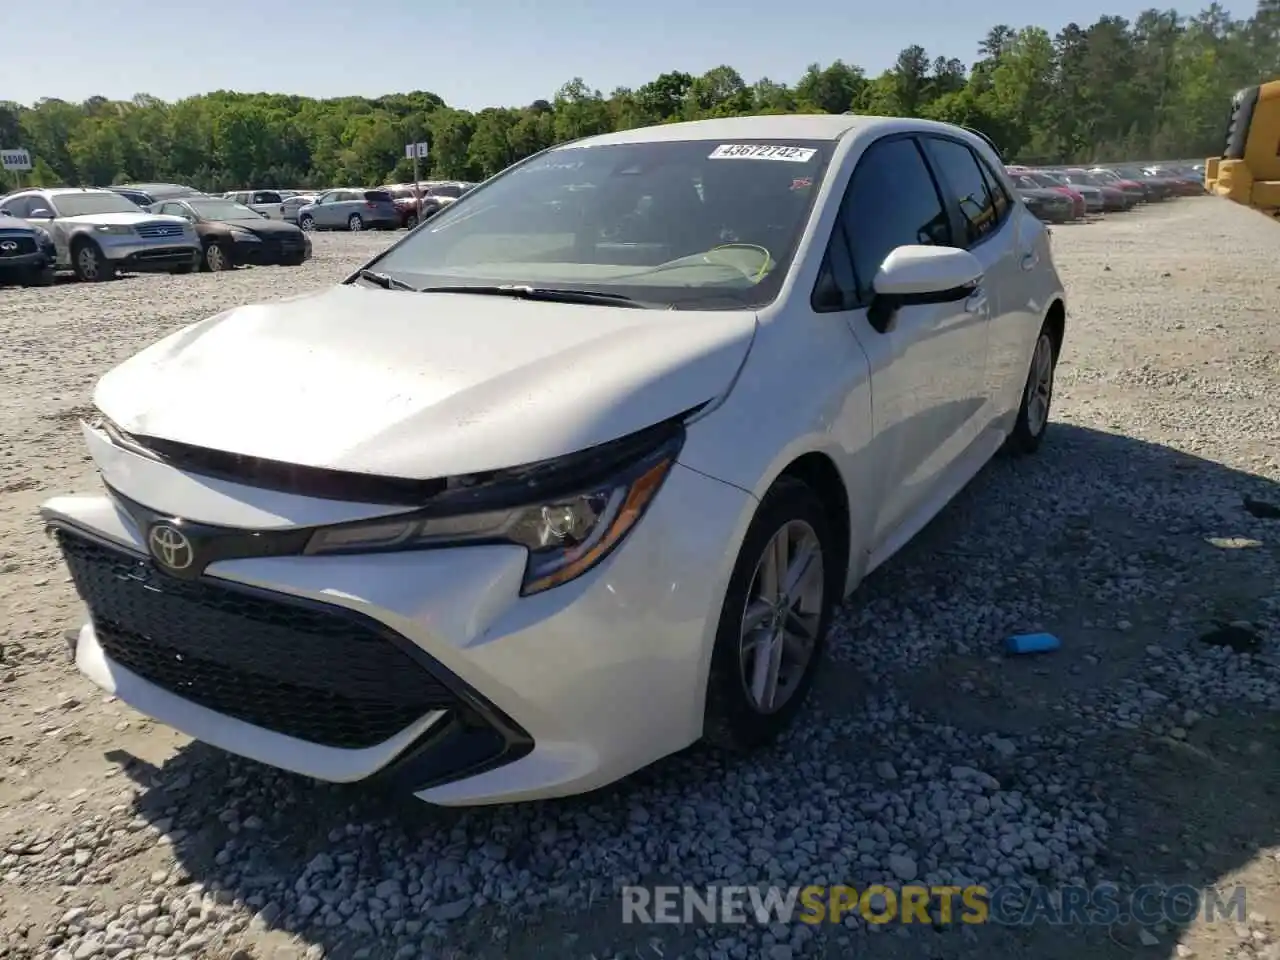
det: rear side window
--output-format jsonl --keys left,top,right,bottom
{"left": 813, "top": 136, "right": 951, "bottom": 310}
{"left": 978, "top": 161, "right": 1011, "bottom": 220}
{"left": 254, "top": 191, "right": 282, "bottom": 204}
{"left": 924, "top": 137, "right": 999, "bottom": 247}
{"left": 364, "top": 190, "right": 393, "bottom": 202}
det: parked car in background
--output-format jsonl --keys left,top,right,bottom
{"left": 297, "top": 189, "right": 399, "bottom": 231}
{"left": 280, "top": 194, "right": 318, "bottom": 224}
{"left": 1009, "top": 176, "right": 1076, "bottom": 222}
{"left": 108, "top": 183, "right": 204, "bottom": 211}
{"left": 0, "top": 188, "right": 200, "bottom": 281}
{"left": 1049, "top": 170, "right": 1132, "bottom": 212}
{"left": 383, "top": 184, "right": 427, "bottom": 228}
{"left": 41, "top": 113, "right": 1067, "bottom": 805}
{"left": 1022, "top": 170, "right": 1103, "bottom": 214}
{"left": 1077, "top": 168, "right": 1149, "bottom": 203}
{"left": 1090, "top": 167, "right": 1163, "bottom": 201}
{"left": 1141, "top": 165, "right": 1206, "bottom": 195}
{"left": 0, "top": 211, "right": 57, "bottom": 286}
{"left": 154, "top": 197, "right": 311, "bottom": 271}
{"left": 223, "top": 190, "right": 288, "bottom": 219}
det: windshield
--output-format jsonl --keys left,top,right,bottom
{"left": 371, "top": 138, "right": 833, "bottom": 309}
{"left": 1013, "top": 176, "right": 1043, "bottom": 190}
{"left": 51, "top": 193, "right": 147, "bottom": 217}
{"left": 190, "top": 199, "right": 261, "bottom": 220}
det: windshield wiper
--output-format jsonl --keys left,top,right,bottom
{"left": 418, "top": 284, "right": 654, "bottom": 309}
{"left": 356, "top": 269, "right": 417, "bottom": 292}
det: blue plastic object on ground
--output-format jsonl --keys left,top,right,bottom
{"left": 1004, "top": 632, "right": 1062, "bottom": 655}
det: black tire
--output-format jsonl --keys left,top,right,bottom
{"left": 281, "top": 256, "right": 306, "bottom": 267}
{"left": 703, "top": 476, "right": 836, "bottom": 752}
{"left": 1005, "top": 323, "right": 1058, "bottom": 455}
{"left": 202, "top": 241, "right": 232, "bottom": 272}
{"left": 405, "top": 213, "right": 418, "bottom": 229}
{"left": 23, "top": 264, "right": 55, "bottom": 287}
{"left": 71, "top": 239, "right": 115, "bottom": 282}
{"left": 299, "top": 215, "right": 316, "bottom": 232}
{"left": 347, "top": 214, "right": 364, "bottom": 232}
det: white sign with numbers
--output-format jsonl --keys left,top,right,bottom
{"left": 1, "top": 149, "right": 31, "bottom": 171}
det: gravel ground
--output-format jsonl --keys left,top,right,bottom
{"left": 1, "top": 200, "right": 1279, "bottom": 960}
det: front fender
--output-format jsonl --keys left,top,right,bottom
{"left": 677, "top": 309, "right": 876, "bottom": 595}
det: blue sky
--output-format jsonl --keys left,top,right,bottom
{"left": 0, "top": 0, "right": 1237, "bottom": 111}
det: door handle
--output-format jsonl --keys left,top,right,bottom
{"left": 1020, "top": 251, "right": 1038, "bottom": 271}
{"left": 964, "top": 288, "right": 989, "bottom": 315}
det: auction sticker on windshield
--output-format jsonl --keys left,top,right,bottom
{"left": 709, "top": 144, "right": 817, "bottom": 162}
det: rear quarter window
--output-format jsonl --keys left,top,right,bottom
{"left": 364, "top": 191, "right": 393, "bottom": 202}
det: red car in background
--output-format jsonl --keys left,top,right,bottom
{"left": 1007, "top": 165, "right": 1085, "bottom": 218}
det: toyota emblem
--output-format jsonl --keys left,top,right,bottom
{"left": 0, "top": 241, "right": 17, "bottom": 252}
{"left": 148, "top": 523, "right": 195, "bottom": 571}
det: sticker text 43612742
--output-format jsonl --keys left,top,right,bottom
{"left": 708, "top": 144, "right": 817, "bottom": 163}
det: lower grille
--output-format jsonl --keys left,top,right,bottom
{"left": 132, "top": 247, "right": 191, "bottom": 262}
{"left": 55, "top": 529, "right": 457, "bottom": 749}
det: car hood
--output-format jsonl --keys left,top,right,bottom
{"left": 93, "top": 284, "right": 757, "bottom": 479}
{"left": 1017, "top": 188, "right": 1068, "bottom": 201}
{"left": 213, "top": 217, "right": 303, "bottom": 235}
{"left": 0, "top": 215, "right": 35, "bottom": 233}
{"left": 60, "top": 212, "right": 187, "bottom": 227}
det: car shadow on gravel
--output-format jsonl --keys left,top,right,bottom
{"left": 109, "top": 424, "right": 1278, "bottom": 960}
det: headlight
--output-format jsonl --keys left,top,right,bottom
{"left": 229, "top": 229, "right": 260, "bottom": 241}
{"left": 95, "top": 224, "right": 133, "bottom": 236}
{"left": 303, "top": 435, "right": 680, "bottom": 595}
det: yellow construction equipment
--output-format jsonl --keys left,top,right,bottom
{"left": 1204, "top": 80, "right": 1280, "bottom": 217}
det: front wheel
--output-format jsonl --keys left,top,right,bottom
{"left": 703, "top": 477, "right": 835, "bottom": 752}
{"left": 347, "top": 214, "right": 364, "bottom": 232}
{"left": 404, "top": 213, "right": 418, "bottom": 229}
{"left": 72, "top": 241, "right": 116, "bottom": 282}
{"left": 203, "top": 241, "right": 231, "bottom": 272}
{"left": 1005, "top": 325, "right": 1058, "bottom": 454}
{"left": 299, "top": 215, "right": 316, "bottom": 232}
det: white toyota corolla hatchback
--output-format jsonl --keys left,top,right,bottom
{"left": 42, "top": 114, "right": 1065, "bottom": 805}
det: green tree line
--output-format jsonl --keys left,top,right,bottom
{"left": 2, "top": 1, "right": 1276, "bottom": 194}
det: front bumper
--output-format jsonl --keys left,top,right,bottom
{"left": 0, "top": 246, "right": 54, "bottom": 275}
{"left": 41, "top": 430, "right": 752, "bottom": 804}
{"left": 231, "top": 236, "right": 311, "bottom": 265}
{"left": 97, "top": 234, "right": 201, "bottom": 271}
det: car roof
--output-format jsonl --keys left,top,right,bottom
{"left": 565, "top": 113, "right": 973, "bottom": 149}
{"left": 31, "top": 187, "right": 118, "bottom": 196}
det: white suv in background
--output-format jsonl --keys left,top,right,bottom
{"left": 42, "top": 114, "right": 1065, "bottom": 804}
{"left": 0, "top": 188, "right": 200, "bottom": 281}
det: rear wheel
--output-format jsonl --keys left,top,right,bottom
{"left": 1006, "top": 325, "right": 1058, "bottom": 454}
{"left": 704, "top": 477, "right": 835, "bottom": 751}
{"left": 405, "top": 213, "right": 418, "bottom": 229}
{"left": 72, "top": 240, "right": 115, "bottom": 282}
{"left": 348, "top": 214, "right": 364, "bottom": 232}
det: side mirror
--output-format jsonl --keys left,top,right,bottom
{"left": 868, "top": 245, "right": 983, "bottom": 333}
{"left": 28, "top": 208, "right": 54, "bottom": 219}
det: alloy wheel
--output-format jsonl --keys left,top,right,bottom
{"left": 348, "top": 215, "right": 363, "bottom": 232}
{"left": 738, "top": 519, "right": 825, "bottom": 714}
{"left": 77, "top": 246, "right": 100, "bottom": 281}
{"left": 1025, "top": 334, "right": 1055, "bottom": 436}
